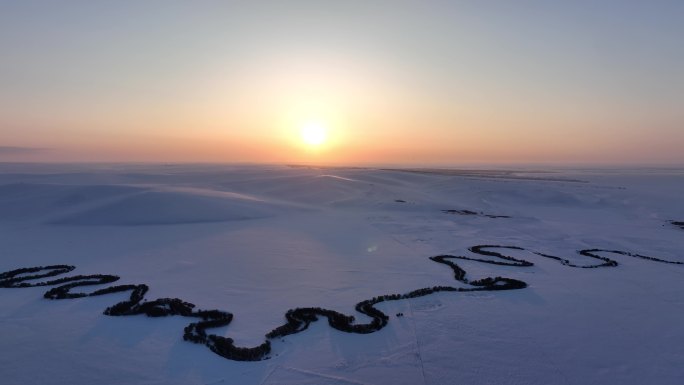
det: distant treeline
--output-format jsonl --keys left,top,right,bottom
{"left": 1, "top": 244, "right": 682, "bottom": 362}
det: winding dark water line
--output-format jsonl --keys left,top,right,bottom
{"left": 1, "top": 245, "right": 681, "bottom": 361}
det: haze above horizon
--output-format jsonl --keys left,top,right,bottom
{"left": 1, "top": 1, "right": 683, "bottom": 165}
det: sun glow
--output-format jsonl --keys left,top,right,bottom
{"left": 300, "top": 122, "right": 328, "bottom": 146}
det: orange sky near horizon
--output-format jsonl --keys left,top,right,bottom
{"left": 1, "top": 2, "right": 683, "bottom": 166}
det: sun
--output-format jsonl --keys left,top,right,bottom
{"left": 300, "top": 122, "right": 327, "bottom": 146}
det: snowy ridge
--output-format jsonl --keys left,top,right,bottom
{"left": 0, "top": 183, "right": 300, "bottom": 225}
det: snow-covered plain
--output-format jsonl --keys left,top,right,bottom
{"left": 1, "top": 163, "right": 683, "bottom": 385}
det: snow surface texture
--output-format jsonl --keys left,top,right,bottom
{"left": 1, "top": 164, "right": 683, "bottom": 385}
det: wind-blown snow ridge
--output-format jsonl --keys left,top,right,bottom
{"left": 51, "top": 190, "right": 277, "bottom": 225}
{"left": 1, "top": 245, "right": 681, "bottom": 362}
{"left": 0, "top": 183, "right": 296, "bottom": 225}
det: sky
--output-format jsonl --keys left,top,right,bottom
{"left": 1, "top": 0, "right": 683, "bottom": 165}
